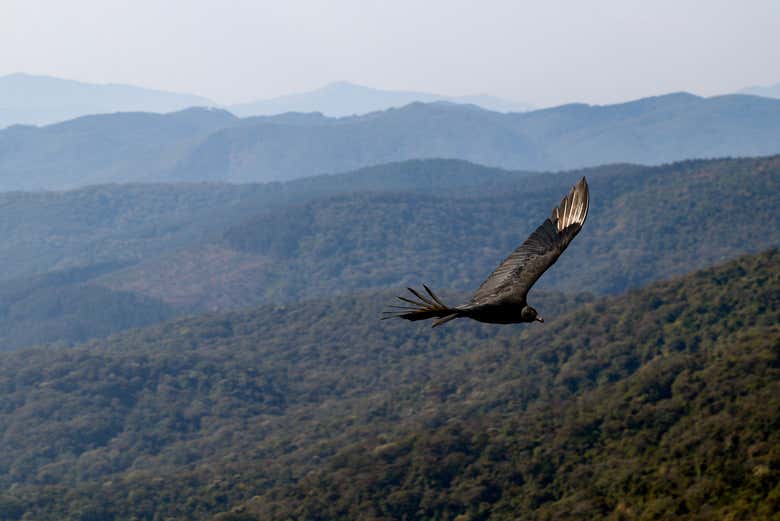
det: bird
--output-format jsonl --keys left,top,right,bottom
{"left": 383, "top": 177, "right": 589, "bottom": 327}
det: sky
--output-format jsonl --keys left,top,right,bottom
{"left": 2, "top": 0, "right": 779, "bottom": 107}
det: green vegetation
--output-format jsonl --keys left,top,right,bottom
{"left": 0, "top": 159, "right": 516, "bottom": 283}
{"left": 216, "top": 155, "right": 780, "bottom": 300}
{"left": 0, "top": 155, "right": 778, "bottom": 350}
{"left": 0, "top": 263, "right": 174, "bottom": 350}
{"left": 0, "top": 250, "right": 776, "bottom": 519}
{"left": 247, "top": 251, "right": 779, "bottom": 521}
{"left": 2, "top": 86, "right": 778, "bottom": 521}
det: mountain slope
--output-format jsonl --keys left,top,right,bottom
{"left": 0, "top": 107, "right": 237, "bottom": 190}
{"left": 0, "top": 155, "right": 776, "bottom": 351}
{"left": 0, "top": 250, "right": 776, "bottom": 520}
{"left": 229, "top": 81, "right": 533, "bottom": 117}
{"left": 0, "top": 159, "right": 522, "bottom": 283}
{"left": 107, "top": 155, "right": 780, "bottom": 311}
{"left": 177, "top": 93, "right": 780, "bottom": 183}
{"left": 167, "top": 102, "right": 550, "bottom": 182}
{"left": 0, "top": 263, "right": 174, "bottom": 350}
{"left": 517, "top": 93, "right": 780, "bottom": 169}
{"left": 0, "top": 159, "right": 531, "bottom": 348}
{"left": 0, "top": 73, "right": 215, "bottom": 128}
{"left": 244, "top": 250, "right": 779, "bottom": 521}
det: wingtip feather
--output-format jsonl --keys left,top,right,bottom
{"left": 550, "top": 177, "right": 589, "bottom": 232}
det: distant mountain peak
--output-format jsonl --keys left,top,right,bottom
{"left": 738, "top": 81, "right": 780, "bottom": 99}
{"left": 229, "top": 81, "right": 533, "bottom": 117}
{"left": 0, "top": 73, "right": 217, "bottom": 128}
{"left": 322, "top": 80, "right": 361, "bottom": 89}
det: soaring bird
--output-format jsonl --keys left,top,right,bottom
{"left": 383, "top": 177, "right": 589, "bottom": 327}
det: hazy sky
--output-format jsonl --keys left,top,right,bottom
{"left": 2, "top": 0, "right": 779, "bottom": 107}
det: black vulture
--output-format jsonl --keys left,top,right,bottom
{"left": 383, "top": 177, "right": 589, "bottom": 327}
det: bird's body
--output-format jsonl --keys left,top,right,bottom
{"left": 458, "top": 299, "right": 529, "bottom": 324}
{"left": 383, "top": 177, "right": 590, "bottom": 327}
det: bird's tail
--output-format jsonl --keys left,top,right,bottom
{"left": 381, "top": 285, "right": 460, "bottom": 327}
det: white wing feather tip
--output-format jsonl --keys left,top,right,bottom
{"left": 555, "top": 177, "right": 589, "bottom": 232}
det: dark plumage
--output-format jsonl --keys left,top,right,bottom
{"left": 383, "top": 177, "right": 589, "bottom": 327}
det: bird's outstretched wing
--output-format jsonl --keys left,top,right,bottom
{"left": 469, "top": 177, "right": 589, "bottom": 305}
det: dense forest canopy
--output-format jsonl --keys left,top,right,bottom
{"left": 0, "top": 144, "right": 776, "bottom": 520}
{"left": 0, "top": 155, "right": 777, "bottom": 350}
{"left": 0, "top": 250, "right": 776, "bottom": 519}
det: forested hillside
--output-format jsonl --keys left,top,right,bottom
{"left": 0, "top": 250, "right": 776, "bottom": 520}
{"left": 114, "top": 155, "right": 780, "bottom": 308}
{"left": 0, "top": 264, "right": 174, "bottom": 349}
{"left": 0, "top": 159, "right": 519, "bottom": 283}
{"left": 0, "top": 155, "right": 778, "bottom": 350}
{"left": 0, "top": 159, "right": 528, "bottom": 349}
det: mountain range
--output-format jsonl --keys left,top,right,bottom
{"left": 0, "top": 74, "right": 531, "bottom": 129}
{"left": 4, "top": 72, "right": 779, "bottom": 131}
{"left": 3, "top": 92, "right": 780, "bottom": 190}
{"left": 2, "top": 71, "right": 779, "bottom": 521}
{"left": 0, "top": 147, "right": 776, "bottom": 519}
{"left": 0, "top": 155, "right": 777, "bottom": 350}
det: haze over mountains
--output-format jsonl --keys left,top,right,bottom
{"left": 0, "top": 74, "right": 531, "bottom": 129}
{"left": 4, "top": 72, "right": 779, "bottom": 131}
{"left": 228, "top": 80, "right": 534, "bottom": 117}
{"left": 738, "top": 80, "right": 780, "bottom": 99}
{"left": 3, "top": 92, "right": 780, "bottom": 190}
{"left": 0, "top": 73, "right": 216, "bottom": 128}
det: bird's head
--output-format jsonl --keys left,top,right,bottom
{"left": 521, "top": 306, "right": 544, "bottom": 323}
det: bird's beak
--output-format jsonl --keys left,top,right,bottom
{"left": 535, "top": 316, "right": 544, "bottom": 323}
